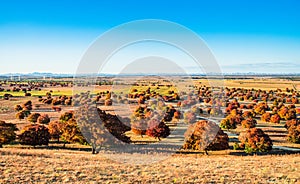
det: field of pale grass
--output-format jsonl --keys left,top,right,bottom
{"left": 0, "top": 148, "right": 299, "bottom": 183}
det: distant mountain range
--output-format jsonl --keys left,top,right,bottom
{"left": 0, "top": 72, "right": 74, "bottom": 78}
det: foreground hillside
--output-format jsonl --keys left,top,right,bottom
{"left": 0, "top": 148, "right": 299, "bottom": 183}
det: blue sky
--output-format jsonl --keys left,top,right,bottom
{"left": 0, "top": 0, "right": 300, "bottom": 74}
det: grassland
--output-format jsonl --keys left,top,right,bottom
{"left": 0, "top": 148, "right": 299, "bottom": 183}
{"left": 1, "top": 77, "right": 300, "bottom": 183}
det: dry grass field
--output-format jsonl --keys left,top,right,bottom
{"left": 0, "top": 148, "right": 299, "bottom": 183}
{"left": 1, "top": 77, "right": 300, "bottom": 183}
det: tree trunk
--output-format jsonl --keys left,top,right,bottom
{"left": 92, "top": 146, "right": 96, "bottom": 154}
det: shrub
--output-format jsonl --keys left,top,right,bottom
{"left": 52, "top": 106, "right": 62, "bottom": 112}
{"left": 183, "top": 120, "right": 229, "bottom": 151}
{"left": 37, "top": 114, "right": 50, "bottom": 124}
{"left": 254, "top": 103, "right": 268, "bottom": 115}
{"left": 261, "top": 112, "right": 271, "bottom": 122}
{"left": 270, "top": 114, "right": 281, "bottom": 124}
{"left": 163, "top": 112, "right": 173, "bottom": 122}
{"left": 21, "top": 110, "right": 31, "bottom": 117}
{"left": 52, "top": 98, "right": 61, "bottom": 105}
{"left": 0, "top": 121, "right": 18, "bottom": 148}
{"left": 3, "top": 94, "right": 12, "bottom": 100}
{"left": 285, "top": 119, "right": 300, "bottom": 130}
{"left": 14, "top": 104, "right": 22, "bottom": 111}
{"left": 43, "top": 98, "right": 53, "bottom": 104}
{"left": 65, "top": 98, "right": 72, "bottom": 105}
{"left": 278, "top": 107, "right": 288, "bottom": 119}
{"left": 23, "top": 100, "right": 32, "bottom": 110}
{"left": 18, "top": 124, "right": 50, "bottom": 146}
{"left": 24, "top": 92, "right": 31, "bottom": 96}
{"left": 27, "top": 113, "right": 41, "bottom": 123}
{"left": 291, "top": 97, "right": 299, "bottom": 104}
{"left": 146, "top": 119, "right": 170, "bottom": 140}
{"left": 238, "top": 128, "right": 272, "bottom": 153}
{"left": 16, "top": 111, "right": 25, "bottom": 120}
{"left": 173, "top": 111, "right": 181, "bottom": 119}
{"left": 220, "top": 118, "right": 237, "bottom": 130}
{"left": 242, "top": 111, "right": 255, "bottom": 119}
{"left": 220, "top": 114, "right": 243, "bottom": 129}
{"left": 241, "top": 118, "right": 257, "bottom": 128}
{"left": 284, "top": 109, "right": 296, "bottom": 120}
{"left": 59, "top": 111, "right": 74, "bottom": 122}
{"left": 287, "top": 125, "right": 300, "bottom": 143}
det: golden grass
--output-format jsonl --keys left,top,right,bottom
{"left": 0, "top": 148, "right": 299, "bottom": 183}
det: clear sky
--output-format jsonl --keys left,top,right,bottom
{"left": 1, "top": 0, "right": 300, "bottom": 74}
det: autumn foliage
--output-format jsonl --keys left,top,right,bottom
{"left": 27, "top": 113, "right": 41, "bottom": 123}
{"left": 48, "top": 120, "right": 64, "bottom": 142}
{"left": 60, "top": 118, "right": 87, "bottom": 145}
{"left": 0, "top": 121, "right": 18, "bottom": 148}
{"left": 18, "top": 124, "right": 50, "bottom": 146}
{"left": 241, "top": 118, "right": 257, "bottom": 128}
{"left": 237, "top": 128, "right": 272, "bottom": 153}
{"left": 270, "top": 114, "right": 281, "bottom": 124}
{"left": 146, "top": 119, "right": 170, "bottom": 140}
{"left": 37, "top": 114, "right": 50, "bottom": 124}
{"left": 287, "top": 125, "right": 300, "bottom": 144}
{"left": 183, "top": 120, "right": 229, "bottom": 151}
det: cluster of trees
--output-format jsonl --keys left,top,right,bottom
{"left": 19, "top": 111, "right": 86, "bottom": 147}
{"left": 3, "top": 80, "right": 300, "bottom": 155}
{"left": 220, "top": 109, "right": 244, "bottom": 130}
{"left": 126, "top": 88, "right": 181, "bottom": 104}
{"left": 1, "top": 109, "right": 87, "bottom": 148}
{"left": 15, "top": 101, "right": 32, "bottom": 120}
{"left": 38, "top": 93, "right": 72, "bottom": 106}
{"left": 130, "top": 104, "right": 172, "bottom": 140}
{"left": 14, "top": 101, "right": 50, "bottom": 124}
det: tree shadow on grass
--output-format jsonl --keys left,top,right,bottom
{"left": 263, "top": 130, "right": 287, "bottom": 134}
{"left": 229, "top": 148, "right": 300, "bottom": 156}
